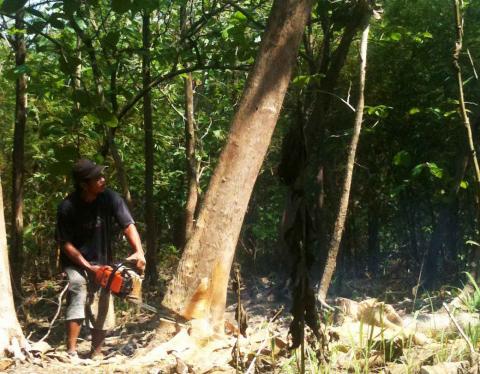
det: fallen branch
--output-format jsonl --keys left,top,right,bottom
{"left": 37, "top": 282, "right": 69, "bottom": 343}
{"left": 442, "top": 302, "right": 475, "bottom": 356}
{"left": 318, "top": 297, "right": 335, "bottom": 312}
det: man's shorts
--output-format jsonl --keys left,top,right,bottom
{"left": 64, "top": 266, "right": 115, "bottom": 331}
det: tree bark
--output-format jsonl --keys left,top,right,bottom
{"left": 10, "top": 11, "right": 27, "bottom": 296}
{"left": 162, "top": 0, "right": 313, "bottom": 330}
{"left": 0, "top": 174, "right": 26, "bottom": 358}
{"left": 318, "top": 22, "right": 371, "bottom": 302}
{"left": 142, "top": 12, "right": 158, "bottom": 286}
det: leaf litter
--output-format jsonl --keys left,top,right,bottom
{"left": 5, "top": 274, "right": 480, "bottom": 373}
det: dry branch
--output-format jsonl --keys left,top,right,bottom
{"left": 37, "top": 282, "right": 68, "bottom": 343}
{"left": 442, "top": 303, "right": 475, "bottom": 357}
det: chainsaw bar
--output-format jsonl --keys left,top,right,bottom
{"left": 138, "top": 302, "right": 158, "bottom": 313}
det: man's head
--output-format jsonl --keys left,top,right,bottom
{"left": 72, "top": 158, "right": 106, "bottom": 195}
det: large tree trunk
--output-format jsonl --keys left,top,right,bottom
{"left": 142, "top": 12, "right": 158, "bottom": 286}
{"left": 10, "top": 11, "right": 27, "bottom": 296}
{"left": 0, "top": 175, "right": 26, "bottom": 358}
{"left": 162, "top": 0, "right": 313, "bottom": 331}
{"left": 318, "top": 21, "right": 371, "bottom": 302}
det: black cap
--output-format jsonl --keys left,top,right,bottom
{"left": 72, "top": 158, "right": 106, "bottom": 183}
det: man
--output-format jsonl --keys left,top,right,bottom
{"left": 56, "top": 158, "right": 146, "bottom": 359}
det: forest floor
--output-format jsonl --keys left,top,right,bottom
{"left": 2, "top": 269, "right": 480, "bottom": 373}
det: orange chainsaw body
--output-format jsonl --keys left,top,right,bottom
{"left": 94, "top": 265, "right": 132, "bottom": 298}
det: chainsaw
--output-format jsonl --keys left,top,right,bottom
{"left": 94, "top": 263, "right": 158, "bottom": 313}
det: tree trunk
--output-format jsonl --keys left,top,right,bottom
{"left": 162, "top": 0, "right": 313, "bottom": 330}
{"left": 318, "top": 22, "right": 371, "bottom": 302}
{"left": 278, "top": 1, "right": 372, "bottom": 287}
{"left": 0, "top": 174, "right": 26, "bottom": 358}
{"left": 452, "top": 0, "right": 480, "bottom": 281}
{"left": 404, "top": 196, "right": 419, "bottom": 269}
{"left": 183, "top": 73, "right": 199, "bottom": 245}
{"left": 424, "top": 153, "right": 468, "bottom": 288}
{"left": 180, "top": 3, "right": 200, "bottom": 246}
{"left": 142, "top": 12, "right": 158, "bottom": 286}
{"left": 10, "top": 11, "right": 27, "bottom": 296}
{"left": 73, "top": 35, "right": 82, "bottom": 156}
{"left": 367, "top": 203, "right": 380, "bottom": 276}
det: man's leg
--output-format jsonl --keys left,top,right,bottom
{"left": 64, "top": 267, "right": 88, "bottom": 355}
{"left": 66, "top": 319, "right": 83, "bottom": 353}
{"left": 91, "top": 329, "right": 106, "bottom": 356}
{"left": 86, "top": 279, "right": 115, "bottom": 358}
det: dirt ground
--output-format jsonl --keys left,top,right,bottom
{"left": 2, "top": 272, "right": 480, "bottom": 373}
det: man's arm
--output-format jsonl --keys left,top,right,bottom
{"left": 124, "top": 224, "right": 146, "bottom": 272}
{"left": 62, "top": 242, "right": 100, "bottom": 273}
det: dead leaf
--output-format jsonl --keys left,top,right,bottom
{"left": 0, "top": 358, "right": 14, "bottom": 371}
{"left": 224, "top": 320, "right": 239, "bottom": 336}
{"left": 29, "top": 340, "right": 52, "bottom": 355}
{"left": 175, "top": 356, "right": 189, "bottom": 374}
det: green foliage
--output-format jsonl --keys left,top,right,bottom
{"left": 111, "top": 0, "right": 133, "bottom": 14}
{"left": 0, "top": 0, "right": 27, "bottom": 14}
{"left": 462, "top": 272, "right": 480, "bottom": 312}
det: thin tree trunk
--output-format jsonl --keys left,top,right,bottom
{"left": 73, "top": 36, "right": 82, "bottom": 156}
{"left": 367, "top": 203, "right": 380, "bottom": 276}
{"left": 453, "top": 0, "right": 480, "bottom": 189}
{"left": 0, "top": 174, "right": 26, "bottom": 358}
{"left": 278, "top": 8, "right": 367, "bottom": 286}
{"left": 183, "top": 73, "right": 199, "bottom": 244}
{"left": 162, "top": 0, "right": 313, "bottom": 331}
{"left": 318, "top": 22, "right": 370, "bottom": 302}
{"left": 180, "top": 3, "right": 200, "bottom": 245}
{"left": 405, "top": 197, "right": 419, "bottom": 268}
{"left": 424, "top": 154, "right": 468, "bottom": 288}
{"left": 10, "top": 11, "right": 27, "bottom": 296}
{"left": 142, "top": 12, "right": 157, "bottom": 286}
{"left": 452, "top": 0, "right": 480, "bottom": 281}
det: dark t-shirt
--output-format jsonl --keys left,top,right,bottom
{"left": 56, "top": 188, "right": 134, "bottom": 267}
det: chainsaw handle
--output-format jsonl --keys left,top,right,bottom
{"left": 125, "top": 258, "right": 144, "bottom": 275}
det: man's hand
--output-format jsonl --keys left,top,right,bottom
{"left": 123, "top": 224, "right": 146, "bottom": 274}
{"left": 88, "top": 264, "right": 108, "bottom": 274}
{"left": 125, "top": 252, "right": 146, "bottom": 273}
